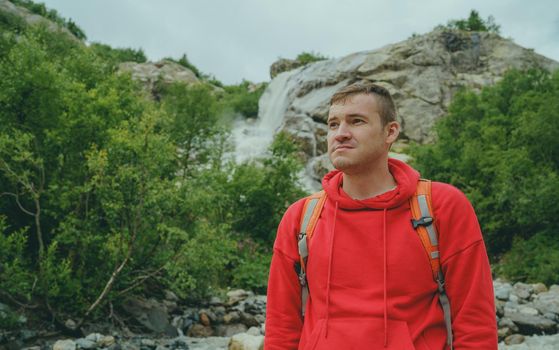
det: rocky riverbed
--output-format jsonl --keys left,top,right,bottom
{"left": 2, "top": 280, "right": 559, "bottom": 350}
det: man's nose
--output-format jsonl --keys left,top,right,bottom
{"left": 334, "top": 121, "right": 351, "bottom": 141}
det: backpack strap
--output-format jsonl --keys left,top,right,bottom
{"left": 296, "top": 190, "right": 327, "bottom": 317}
{"left": 409, "top": 179, "right": 453, "bottom": 350}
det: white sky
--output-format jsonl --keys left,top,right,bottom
{"left": 40, "top": 0, "right": 559, "bottom": 85}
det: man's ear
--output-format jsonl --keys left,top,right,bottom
{"left": 385, "top": 121, "right": 400, "bottom": 144}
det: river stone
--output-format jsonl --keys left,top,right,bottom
{"left": 506, "top": 312, "right": 557, "bottom": 335}
{"left": 534, "top": 290, "right": 559, "bottom": 315}
{"left": 514, "top": 282, "right": 534, "bottom": 300}
{"left": 75, "top": 338, "right": 96, "bottom": 349}
{"left": 246, "top": 327, "right": 261, "bottom": 336}
{"left": 505, "top": 334, "right": 525, "bottom": 345}
{"left": 499, "top": 334, "right": 559, "bottom": 349}
{"left": 187, "top": 324, "right": 214, "bottom": 337}
{"left": 227, "top": 290, "right": 253, "bottom": 305}
{"left": 216, "top": 323, "right": 248, "bottom": 337}
{"left": 85, "top": 333, "right": 103, "bottom": 342}
{"left": 499, "top": 327, "right": 512, "bottom": 340}
{"left": 495, "top": 281, "right": 514, "bottom": 301}
{"left": 499, "top": 317, "right": 520, "bottom": 333}
{"left": 187, "top": 336, "right": 229, "bottom": 350}
{"left": 223, "top": 311, "right": 241, "bottom": 324}
{"left": 228, "top": 333, "right": 264, "bottom": 350}
{"left": 99, "top": 335, "right": 116, "bottom": 347}
{"left": 53, "top": 339, "right": 76, "bottom": 350}
{"left": 122, "top": 297, "right": 176, "bottom": 335}
{"left": 518, "top": 306, "right": 539, "bottom": 316}
{"left": 200, "top": 312, "right": 211, "bottom": 327}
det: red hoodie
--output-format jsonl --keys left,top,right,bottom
{"left": 264, "top": 159, "right": 497, "bottom": 350}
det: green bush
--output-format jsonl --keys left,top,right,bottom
{"left": 296, "top": 51, "right": 328, "bottom": 65}
{"left": 438, "top": 10, "right": 500, "bottom": 33}
{"left": 496, "top": 232, "right": 559, "bottom": 285}
{"left": 231, "top": 244, "right": 272, "bottom": 294}
{"left": 226, "top": 132, "right": 307, "bottom": 244}
{"left": 9, "top": 0, "right": 87, "bottom": 39}
{"left": 221, "top": 80, "right": 267, "bottom": 119}
{"left": 165, "top": 221, "right": 236, "bottom": 301}
{"left": 410, "top": 69, "right": 559, "bottom": 277}
{"left": 90, "top": 42, "right": 147, "bottom": 65}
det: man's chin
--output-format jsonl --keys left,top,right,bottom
{"left": 330, "top": 156, "right": 353, "bottom": 171}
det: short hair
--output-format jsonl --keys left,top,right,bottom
{"left": 330, "top": 82, "right": 397, "bottom": 126}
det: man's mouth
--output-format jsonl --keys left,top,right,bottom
{"left": 335, "top": 144, "right": 354, "bottom": 151}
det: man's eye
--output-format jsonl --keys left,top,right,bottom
{"left": 328, "top": 122, "right": 338, "bottom": 128}
{"left": 353, "top": 119, "right": 364, "bottom": 124}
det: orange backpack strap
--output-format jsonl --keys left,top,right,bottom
{"left": 296, "top": 190, "right": 327, "bottom": 317}
{"left": 409, "top": 179, "right": 454, "bottom": 350}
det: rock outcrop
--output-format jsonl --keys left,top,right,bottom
{"left": 0, "top": 0, "right": 81, "bottom": 42}
{"left": 118, "top": 60, "right": 200, "bottom": 99}
{"left": 255, "top": 29, "right": 558, "bottom": 185}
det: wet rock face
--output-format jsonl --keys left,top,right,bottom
{"left": 254, "top": 29, "right": 559, "bottom": 187}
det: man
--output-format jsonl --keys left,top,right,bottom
{"left": 264, "top": 82, "right": 497, "bottom": 349}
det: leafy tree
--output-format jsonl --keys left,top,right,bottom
{"left": 90, "top": 42, "right": 147, "bottom": 65}
{"left": 226, "top": 132, "right": 307, "bottom": 244}
{"left": 8, "top": 0, "right": 87, "bottom": 39}
{"left": 296, "top": 51, "right": 328, "bottom": 65}
{"left": 221, "top": 80, "right": 267, "bottom": 119}
{"left": 160, "top": 82, "right": 225, "bottom": 176}
{"left": 410, "top": 68, "right": 559, "bottom": 282}
{"left": 440, "top": 10, "right": 501, "bottom": 33}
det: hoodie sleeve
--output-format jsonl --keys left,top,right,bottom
{"left": 264, "top": 200, "right": 306, "bottom": 350}
{"left": 433, "top": 183, "right": 498, "bottom": 349}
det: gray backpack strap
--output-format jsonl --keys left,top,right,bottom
{"left": 410, "top": 180, "right": 453, "bottom": 349}
{"left": 297, "top": 191, "right": 327, "bottom": 317}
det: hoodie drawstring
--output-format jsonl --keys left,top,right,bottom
{"left": 324, "top": 201, "right": 338, "bottom": 339}
{"left": 383, "top": 208, "right": 388, "bottom": 347}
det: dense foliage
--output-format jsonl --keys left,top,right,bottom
{"left": 90, "top": 42, "right": 147, "bottom": 66}
{"left": 438, "top": 9, "right": 500, "bottom": 33}
{"left": 296, "top": 51, "right": 328, "bottom": 65}
{"left": 221, "top": 81, "right": 267, "bottom": 119}
{"left": 8, "top": 0, "right": 86, "bottom": 39}
{"left": 0, "top": 18, "right": 305, "bottom": 327}
{"left": 410, "top": 68, "right": 559, "bottom": 284}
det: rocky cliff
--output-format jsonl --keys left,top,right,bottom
{"left": 255, "top": 29, "right": 558, "bottom": 185}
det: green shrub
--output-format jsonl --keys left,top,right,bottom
{"left": 9, "top": 0, "right": 87, "bottom": 39}
{"left": 296, "top": 51, "right": 328, "bottom": 65}
{"left": 226, "top": 132, "right": 307, "bottom": 244}
{"left": 165, "top": 221, "right": 236, "bottom": 301}
{"left": 90, "top": 42, "right": 147, "bottom": 65}
{"left": 221, "top": 80, "right": 267, "bottom": 119}
{"left": 410, "top": 69, "right": 559, "bottom": 268}
{"left": 231, "top": 244, "right": 272, "bottom": 294}
{"left": 497, "top": 232, "right": 559, "bottom": 285}
{"left": 438, "top": 10, "right": 500, "bottom": 33}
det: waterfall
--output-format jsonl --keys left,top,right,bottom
{"left": 231, "top": 70, "right": 297, "bottom": 163}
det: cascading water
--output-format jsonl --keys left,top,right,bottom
{"left": 231, "top": 70, "right": 297, "bottom": 163}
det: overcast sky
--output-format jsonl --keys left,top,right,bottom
{"left": 40, "top": 0, "right": 559, "bottom": 85}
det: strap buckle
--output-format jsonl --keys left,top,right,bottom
{"left": 411, "top": 216, "right": 433, "bottom": 229}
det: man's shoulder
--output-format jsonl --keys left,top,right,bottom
{"left": 430, "top": 181, "right": 469, "bottom": 201}
{"left": 429, "top": 180, "right": 476, "bottom": 215}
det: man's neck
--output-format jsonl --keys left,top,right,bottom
{"left": 341, "top": 161, "right": 397, "bottom": 200}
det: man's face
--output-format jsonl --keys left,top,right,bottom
{"left": 327, "top": 93, "right": 397, "bottom": 174}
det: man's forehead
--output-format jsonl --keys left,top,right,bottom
{"left": 328, "top": 94, "right": 379, "bottom": 118}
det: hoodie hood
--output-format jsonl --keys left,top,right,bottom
{"left": 322, "top": 158, "right": 420, "bottom": 210}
